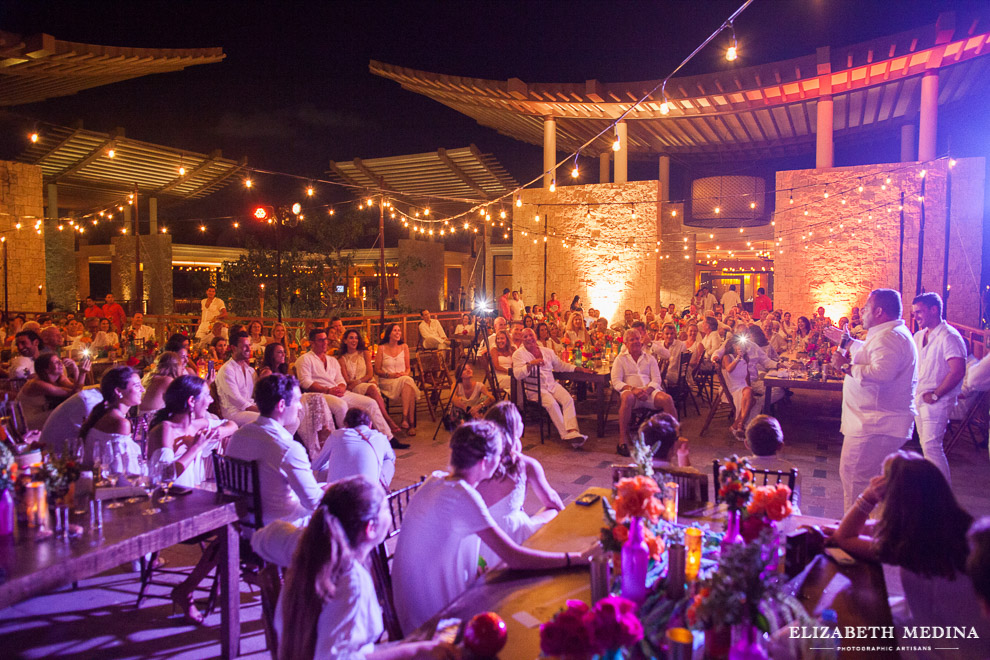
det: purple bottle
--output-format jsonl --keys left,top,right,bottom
{"left": 621, "top": 517, "right": 649, "bottom": 603}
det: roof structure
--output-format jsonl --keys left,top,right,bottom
{"left": 0, "top": 31, "right": 224, "bottom": 106}
{"left": 326, "top": 144, "right": 519, "bottom": 203}
{"left": 16, "top": 123, "right": 246, "bottom": 210}
{"left": 371, "top": 15, "right": 990, "bottom": 161}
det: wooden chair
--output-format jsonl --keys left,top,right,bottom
{"left": 611, "top": 464, "right": 710, "bottom": 504}
{"left": 945, "top": 390, "right": 990, "bottom": 455}
{"left": 667, "top": 357, "right": 701, "bottom": 418}
{"left": 369, "top": 476, "right": 427, "bottom": 641}
{"left": 693, "top": 358, "right": 716, "bottom": 404}
{"left": 699, "top": 368, "right": 735, "bottom": 437}
{"left": 516, "top": 368, "right": 551, "bottom": 444}
{"left": 413, "top": 350, "right": 451, "bottom": 422}
{"left": 712, "top": 459, "right": 798, "bottom": 504}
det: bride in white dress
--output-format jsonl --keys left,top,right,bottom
{"left": 476, "top": 401, "right": 564, "bottom": 565}
{"left": 374, "top": 323, "right": 420, "bottom": 437}
{"left": 82, "top": 366, "right": 145, "bottom": 476}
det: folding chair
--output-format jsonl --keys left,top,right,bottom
{"left": 414, "top": 350, "right": 451, "bottom": 422}
{"left": 668, "top": 357, "right": 701, "bottom": 418}
{"left": 700, "top": 369, "right": 735, "bottom": 436}
{"left": 516, "top": 368, "right": 552, "bottom": 444}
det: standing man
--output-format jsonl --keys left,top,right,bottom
{"left": 512, "top": 328, "right": 592, "bottom": 447}
{"left": 612, "top": 329, "right": 676, "bottom": 456}
{"left": 910, "top": 292, "right": 966, "bottom": 483}
{"left": 83, "top": 296, "right": 103, "bottom": 320}
{"left": 195, "top": 286, "right": 227, "bottom": 340}
{"left": 295, "top": 328, "right": 395, "bottom": 443}
{"left": 418, "top": 310, "right": 449, "bottom": 350}
{"left": 102, "top": 293, "right": 126, "bottom": 336}
{"left": 826, "top": 289, "right": 917, "bottom": 511}
{"left": 508, "top": 290, "right": 525, "bottom": 322}
{"left": 498, "top": 288, "right": 511, "bottom": 319}
{"left": 752, "top": 287, "right": 773, "bottom": 318}
{"left": 545, "top": 292, "right": 562, "bottom": 320}
{"left": 216, "top": 331, "right": 260, "bottom": 427}
{"left": 696, "top": 286, "right": 717, "bottom": 315}
{"left": 720, "top": 285, "right": 742, "bottom": 311}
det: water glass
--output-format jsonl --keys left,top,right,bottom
{"left": 104, "top": 445, "right": 124, "bottom": 509}
{"left": 140, "top": 457, "right": 161, "bottom": 516}
{"left": 158, "top": 461, "right": 177, "bottom": 503}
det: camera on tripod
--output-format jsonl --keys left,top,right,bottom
{"left": 473, "top": 298, "right": 498, "bottom": 321}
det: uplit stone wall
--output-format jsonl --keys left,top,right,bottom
{"left": 658, "top": 201, "right": 696, "bottom": 309}
{"left": 45, "top": 219, "right": 76, "bottom": 311}
{"left": 111, "top": 234, "right": 174, "bottom": 314}
{"left": 397, "top": 237, "right": 444, "bottom": 313}
{"left": 775, "top": 158, "right": 983, "bottom": 326}
{"left": 0, "top": 161, "right": 47, "bottom": 313}
{"left": 513, "top": 181, "right": 660, "bottom": 325}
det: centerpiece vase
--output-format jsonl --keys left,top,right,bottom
{"left": 621, "top": 517, "right": 649, "bottom": 603}
{"left": 729, "top": 624, "right": 768, "bottom": 660}
{"left": 704, "top": 625, "right": 731, "bottom": 660}
{"left": 721, "top": 508, "right": 743, "bottom": 553}
{"left": 0, "top": 489, "right": 14, "bottom": 535}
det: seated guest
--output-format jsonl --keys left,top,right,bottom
{"left": 700, "top": 317, "right": 724, "bottom": 360}
{"left": 226, "top": 374, "right": 324, "bottom": 527}
{"left": 297, "top": 328, "right": 394, "bottom": 442}
{"left": 536, "top": 322, "right": 561, "bottom": 354}
{"left": 746, "top": 325, "right": 779, "bottom": 362}
{"left": 374, "top": 324, "right": 420, "bottom": 437}
{"left": 312, "top": 408, "right": 395, "bottom": 488}
{"left": 9, "top": 330, "right": 42, "bottom": 379}
{"left": 742, "top": 415, "right": 802, "bottom": 509}
{"left": 277, "top": 477, "right": 456, "bottom": 659}
{"left": 721, "top": 335, "right": 758, "bottom": 439}
{"left": 337, "top": 329, "right": 402, "bottom": 439}
{"left": 565, "top": 311, "right": 590, "bottom": 345}
{"left": 216, "top": 331, "right": 260, "bottom": 427}
{"left": 418, "top": 309, "right": 449, "bottom": 350}
{"left": 164, "top": 333, "right": 196, "bottom": 378}
{"left": 968, "top": 517, "right": 990, "bottom": 619}
{"left": 829, "top": 451, "right": 990, "bottom": 654}
{"left": 454, "top": 313, "right": 475, "bottom": 338}
{"left": 208, "top": 336, "right": 229, "bottom": 362}
{"left": 246, "top": 320, "right": 268, "bottom": 354}
{"left": 592, "top": 317, "right": 617, "bottom": 346}
{"left": 393, "top": 421, "right": 590, "bottom": 634}
{"left": 124, "top": 312, "right": 155, "bottom": 346}
{"left": 639, "top": 412, "right": 694, "bottom": 470}
{"left": 509, "top": 322, "right": 525, "bottom": 351}
{"left": 17, "top": 353, "right": 90, "bottom": 430}
{"left": 446, "top": 363, "right": 494, "bottom": 429}
{"left": 612, "top": 329, "right": 676, "bottom": 456}
{"left": 90, "top": 318, "right": 119, "bottom": 354}
{"left": 522, "top": 314, "right": 536, "bottom": 330}
{"left": 477, "top": 316, "right": 506, "bottom": 357}
{"left": 140, "top": 351, "right": 185, "bottom": 414}
{"left": 64, "top": 320, "right": 86, "bottom": 353}
{"left": 768, "top": 320, "right": 788, "bottom": 356}
{"left": 488, "top": 330, "right": 514, "bottom": 394}
{"left": 39, "top": 388, "right": 104, "bottom": 455}
{"left": 197, "top": 321, "right": 227, "bottom": 353}
{"left": 258, "top": 341, "right": 288, "bottom": 379}
{"left": 39, "top": 325, "right": 65, "bottom": 355}
{"left": 658, "top": 323, "right": 686, "bottom": 388}
{"left": 477, "top": 402, "right": 564, "bottom": 565}
{"left": 512, "top": 328, "right": 592, "bottom": 447}
{"left": 793, "top": 315, "right": 816, "bottom": 352}
{"left": 81, "top": 366, "right": 144, "bottom": 474}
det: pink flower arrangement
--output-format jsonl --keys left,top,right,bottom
{"left": 539, "top": 597, "right": 643, "bottom": 658}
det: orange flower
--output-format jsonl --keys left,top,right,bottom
{"left": 612, "top": 521, "right": 664, "bottom": 560}
{"left": 614, "top": 475, "right": 663, "bottom": 523}
{"left": 612, "top": 524, "right": 629, "bottom": 544}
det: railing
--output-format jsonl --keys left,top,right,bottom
{"left": 950, "top": 321, "right": 988, "bottom": 359}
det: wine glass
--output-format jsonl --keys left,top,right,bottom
{"left": 158, "top": 461, "right": 177, "bottom": 503}
{"left": 103, "top": 444, "right": 125, "bottom": 509}
{"left": 140, "top": 456, "right": 161, "bottom": 516}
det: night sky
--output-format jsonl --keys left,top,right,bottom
{"left": 1, "top": 0, "right": 988, "bottom": 242}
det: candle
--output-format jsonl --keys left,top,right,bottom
{"left": 685, "top": 527, "right": 702, "bottom": 582}
{"left": 24, "top": 482, "right": 47, "bottom": 528}
{"left": 666, "top": 627, "right": 694, "bottom": 660}
{"left": 663, "top": 482, "right": 678, "bottom": 523}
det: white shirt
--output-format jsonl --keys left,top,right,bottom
{"left": 454, "top": 323, "right": 475, "bottom": 337}
{"left": 127, "top": 325, "right": 156, "bottom": 344}
{"left": 392, "top": 472, "right": 497, "bottom": 634}
{"left": 659, "top": 339, "right": 686, "bottom": 383}
{"left": 39, "top": 389, "right": 104, "bottom": 454}
{"left": 700, "top": 293, "right": 717, "bottom": 313}
{"left": 611, "top": 350, "right": 663, "bottom": 393}
{"left": 295, "top": 350, "right": 345, "bottom": 391}
{"left": 312, "top": 425, "right": 395, "bottom": 488}
{"left": 9, "top": 355, "right": 34, "bottom": 379}
{"left": 225, "top": 416, "right": 324, "bottom": 526}
{"left": 216, "top": 358, "right": 258, "bottom": 418}
{"left": 418, "top": 318, "right": 448, "bottom": 344}
{"left": 511, "top": 344, "right": 575, "bottom": 396}
{"left": 508, "top": 298, "right": 525, "bottom": 321}
{"left": 196, "top": 297, "right": 227, "bottom": 337}
{"left": 720, "top": 289, "right": 741, "bottom": 309}
{"left": 913, "top": 321, "right": 966, "bottom": 406}
{"left": 701, "top": 330, "right": 724, "bottom": 359}
{"left": 841, "top": 319, "right": 918, "bottom": 438}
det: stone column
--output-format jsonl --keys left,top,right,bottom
{"left": 599, "top": 152, "right": 610, "bottom": 183}
{"left": 44, "top": 220, "right": 75, "bottom": 311}
{"left": 900, "top": 124, "right": 917, "bottom": 162}
{"left": 543, "top": 116, "right": 556, "bottom": 189}
{"left": 614, "top": 120, "right": 628, "bottom": 183}
{"left": 919, "top": 71, "right": 938, "bottom": 162}
{"left": 815, "top": 96, "right": 834, "bottom": 168}
{"left": 111, "top": 234, "right": 173, "bottom": 314}
{"left": 148, "top": 197, "right": 158, "bottom": 234}
{"left": 659, "top": 201, "right": 695, "bottom": 307}
{"left": 658, "top": 155, "right": 671, "bottom": 202}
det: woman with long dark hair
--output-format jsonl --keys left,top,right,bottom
{"left": 278, "top": 476, "right": 456, "bottom": 659}
{"left": 338, "top": 329, "right": 400, "bottom": 437}
{"left": 17, "top": 352, "right": 89, "bottom": 430}
{"left": 374, "top": 323, "right": 419, "bottom": 436}
{"left": 258, "top": 342, "right": 288, "bottom": 379}
{"left": 140, "top": 351, "right": 184, "bottom": 414}
{"left": 81, "top": 366, "right": 144, "bottom": 474}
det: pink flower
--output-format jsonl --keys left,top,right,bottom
{"left": 740, "top": 514, "right": 769, "bottom": 543}
{"left": 584, "top": 596, "right": 644, "bottom": 653}
{"left": 540, "top": 600, "right": 593, "bottom": 658}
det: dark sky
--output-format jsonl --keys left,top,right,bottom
{"left": 2, "top": 0, "right": 988, "bottom": 238}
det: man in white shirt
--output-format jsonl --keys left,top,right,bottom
{"left": 418, "top": 309, "right": 449, "bottom": 350}
{"left": 125, "top": 312, "right": 156, "bottom": 346}
{"left": 39, "top": 388, "right": 104, "bottom": 455}
{"left": 225, "top": 374, "right": 325, "bottom": 527}
{"left": 827, "top": 288, "right": 917, "bottom": 511}
{"left": 295, "top": 328, "right": 394, "bottom": 441}
{"left": 512, "top": 328, "right": 593, "bottom": 447}
{"left": 720, "top": 285, "right": 742, "bottom": 311}
{"left": 216, "top": 331, "right": 260, "bottom": 427}
{"left": 508, "top": 290, "right": 525, "bottom": 322}
{"left": 195, "top": 286, "right": 227, "bottom": 339}
{"left": 311, "top": 408, "right": 395, "bottom": 488}
{"left": 910, "top": 292, "right": 966, "bottom": 483}
{"left": 659, "top": 323, "right": 687, "bottom": 388}
{"left": 696, "top": 286, "right": 718, "bottom": 315}
{"left": 701, "top": 317, "right": 725, "bottom": 360}
{"left": 9, "top": 330, "right": 41, "bottom": 379}
{"left": 611, "top": 329, "right": 675, "bottom": 456}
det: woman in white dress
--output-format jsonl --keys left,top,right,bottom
{"left": 476, "top": 402, "right": 564, "bottom": 565}
{"left": 278, "top": 476, "right": 455, "bottom": 659}
{"left": 721, "top": 335, "right": 757, "bottom": 439}
{"left": 374, "top": 323, "right": 419, "bottom": 437}
{"left": 565, "top": 311, "right": 590, "bottom": 345}
{"left": 91, "top": 317, "right": 120, "bottom": 354}
{"left": 17, "top": 353, "right": 90, "bottom": 431}
{"left": 338, "top": 329, "right": 401, "bottom": 437}
{"left": 446, "top": 363, "right": 494, "bottom": 429}
{"left": 247, "top": 320, "right": 268, "bottom": 356}
{"left": 487, "top": 330, "right": 513, "bottom": 394}
{"left": 81, "top": 366, "right": 144, "bottom": 476}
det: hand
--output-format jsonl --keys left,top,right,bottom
{"left": 830, "top": 351, "right": 849, "bottom": 369}
{"left": 63, "top": 359, "right": 80, "bottom": 379}
{"left": 822, "top": 325, "right": 844, "bottom": 344}
{"left": 330, "top": 385, "right": 347, "bottom": 397}
{"left": 921, "top": 391, "right": 938, "bottom": 404}
{"left": 862, "top": 474, "right": 887, "bottom": 504}
{"left": 529, "top": 358, "right": 544, "bottom": 367}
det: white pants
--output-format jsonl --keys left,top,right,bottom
{"left": 532, "top": 382, "right": 579, "bottom": 439}
{"left": 422, "top": 338, "right": 449, "bottom": 350}
{"left": 228, "top": 410, "right": 260, "bottom": 428}
{"left": 322, "top": 391, "right": 393, "bottom": 439}
{"left": 840, "top": 432, "right": 910, "bottom": 512}
{"left": 914, "top": 403, "right": 952, "bottom": 483}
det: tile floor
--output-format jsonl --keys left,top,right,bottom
{"left": 3, "top": 383, "right": 989, "bottom": 658}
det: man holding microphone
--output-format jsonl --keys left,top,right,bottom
{"left": 825, "top": 288, "right": 917, "bottom": 512}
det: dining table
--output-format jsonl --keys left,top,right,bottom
{"left": 553, "top": 367, "right": 612, "bottom": 437}
{"left": 762, "top": 370, "right": 845, "bottom": 414}
{"left": 418, "top": 486, "right": 893, "bottom": 659}
{"left": 0, "top": 489, "right": 246, "bottom": 659}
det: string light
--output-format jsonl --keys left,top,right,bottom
{"left": 549, "top": 179, "right": 556, "bottom": 193}
{"left": 29, "top": 132, "right": 39, "bottom": 143}
{"left": 306, "top": 186, "right": 314, "bottom": 197}
{"left": 244, "top": 178, "right": 253, "bottom": 188}
{"left": 725, "top": 22, "right": 738, "bottom": 61}
{"left": 107, "top": 148, "right": 115, "bottom": 158}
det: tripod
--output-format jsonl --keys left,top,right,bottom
{"left": 432, "top": 316, "right": 503, "bottom": 440}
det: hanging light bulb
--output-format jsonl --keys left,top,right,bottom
{"left": 244, "top": 178, "right": 253, "bottom": 188}
{"left": 612, "top": 133, "right": 621, "bottom": 151}
{"left": 549, "top": 179, "right": 556, "bottom": 193}
{"left": 178, "top": 165, "right": 186, "bottom": 176}
{"left": 571, "top": 165, "right": 579, "bottom": 179}
{"left": 107, "top": 148, "right": 115, "bottom": 158}
{"left": 725, "top": 23, "right": 738, "bottom": 61}
{"left": 516, "top": 195, "right": 522, "bottom": 207}
{"left": 857, "top": 179, "right": 864, "bottom": 193}
{"left": 306, "top": 186, "right": 314, "bottom": 197}
{"left": 660, "top": 100, "right": 670, "bottom": 115}
{"left": 424, "top": 208, "right": 430, "bottom": 216}
{"left": 29, "top": 132, "right": 39, "bottom": 143}
{"left": 500, "top": 209, "right": 506, "bottom": 219}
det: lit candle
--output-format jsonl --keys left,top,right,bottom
{"left": 685, "top": 527, "right": 702, "bottom": 582}
{"left": 664, "top": 482, "right": 678, "bottom": 523}
{"left": 24, "top": 482, "right": 47, "bottom": 528}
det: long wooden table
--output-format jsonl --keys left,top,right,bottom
{"left": 763, "top": 374, "right": 844, "bottom": 414}
{"left": 421, "top": 487, "right": 892, "bottom": 659}
{"left": 0, "top": 489, "right": 245, "bottom": 659}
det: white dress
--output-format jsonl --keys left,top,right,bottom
{"left": 149, "top": 417, "right": 226, "bottom": 488}
{"left": 85, "top": 428, "right": 142, "bottom": 476}
{"left": 494, "top": 353, "right": 512, "bottom": 391}
{"left": 339, "top": 352, "right": 375, "bottom": 396}
{"left": 377, "top": 348, "right": 420, "bottom": 399}
{"left": 479, "top": 470, "right": 543, "bottom": 566}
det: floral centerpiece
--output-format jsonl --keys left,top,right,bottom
{"left": 741, "top": 483, "right": 794, "bottom": 543}
{"left": 539, "top": 596, "right": 644, "bottom": 660}
{"left": 33, "top": 451, "right": 82, "bottom": 505}
{"left": 599, "top": 475, "right": 666, "bottom": 562}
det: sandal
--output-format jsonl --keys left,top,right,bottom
{"left": 171, "top": 588, "right": 205, "bottom": 626}
{"left": 406, "top": 426, "right": 417, "bottom": 437}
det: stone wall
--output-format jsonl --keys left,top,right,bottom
{"left": 44, "top": 219, "right": 76, "bottom": 311}
{"left": 110, "top": 234, "right": 174, "bottom": 314}
{"left": 513, "top": 181, "right": 660, "bottom": 325}
{"left": 658, "top": 201, "right": 696, "bottom": 309}
{"left": 774, "top": 158, "right": 983, "bottom": 326}
{"left": 0, "top": 161, "right": 47, "bottom": 313}
{"left": 397, "top": 237, "right": 444, "bottom": 312}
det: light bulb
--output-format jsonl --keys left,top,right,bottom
{"left": 612, "top": 136, "right": 621, "bottom": 151}
{"left": 307, "top": 186, "right": 314, "bottom": 196}
{"left": 660, "top": 101, "right": 670, "bottom": 115}
{"left": 714, "top": 206, "right": 720, "bottom": 214}
{"left": 244, "top": 178, "right": 253, "bottom": 188}
{"left": 549, "top": 180, "right": 556, "bottom": 192}
{"left": 571, "top": 166, "right": 579, "bottom": 178}
{"left": 516, "top": 196, "right": 522, "bottom": 207}
{"left": 500, "top": 210, "right": 506, "bottom": 219}
{"left": 726, "top": 45, "right": 738, "bottom": 61}
{"left": 749, "top": 202, "right": 756, "bottom": 209}
{"left": 424, "top": 208, "right": 430, "bottom": 216}
{"left": 329, "top": 208, "right": 335, "bottom": 215}
{"left": 29, "top": 132, "right": 39, "bottom": 143}
{"left": 179, "top": 166, "right": 186, "bottom": 176}
{"left": 200, "top": 225, "right": 206, "bottom": 232}
{"left": 107, "top": 149, "right": 115, "bottom": 158}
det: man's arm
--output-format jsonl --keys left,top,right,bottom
{"left": 435, "top": 320, "right": 448, "bottom": 342}
{"left": 511, "top": 348, "right": 534, "bottom": 380}
{"left": 217, "top": 364, "right": 256, "bottom": 412}
{"left": 294, "top": 354, "right": 317, "bottom": 391}
{"left": 851, "top": 334, "right": 910, "bottom": 384}
{"left": 610, "top": 356, "right": 630, "bottom": 391}
{"left": 280, "top": 445, "right": 325, "bottom": 511}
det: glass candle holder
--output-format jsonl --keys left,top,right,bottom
{"left": 663, "top": 482, "right": 678, "bottom": 523}
{"left": 685, "top": 527, "right": 702, "bottom": 582}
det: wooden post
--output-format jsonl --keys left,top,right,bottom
{"left": 916, "top": 175, "right": 927, "bottom": 297}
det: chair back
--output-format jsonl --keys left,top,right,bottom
{"left": 415, "top": 350, "right": 450, "bottom": 388}
{"left": 712, "top": 459, "right": 798, "bottom": 504}
{"left": 655, "top": 467, "right": 710, "bottom": 504}
{"left": 208, "top": 380, "right": 222, "bottom": 417}
{"left": 519, "top": 363, "right": 542, "bottom": 402}
{"left": 211, "top": 450, "right": 264, "bottom": 531}
{"left": 370, "top": 475, "right": 427, "bottom": 641}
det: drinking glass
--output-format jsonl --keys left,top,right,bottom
{"left": 158, "top": 461, "right": 177, "bottom": 503}
{"left": 103, "top": 445, "right": 124, "bottom": 509}
{"left": 140, "top": 457, "right": 161, "bottom": 516}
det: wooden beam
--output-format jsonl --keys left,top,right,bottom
{"left": 152, "top": 150, "right": 221, "bottom": 195}
{"left": 352, "top": 157, "right": 391, "bottom": 190}
{"left": 179, "top": 158, "right": 246, "bottom": 200}
{"left": 327, "top": 160, "right": 364, "bottom": 188}
{"left": 32, "top": 120, "right": 83, "bottom": 165}
{"left": 50, "top": 127, "right": 123, "bottom": 182}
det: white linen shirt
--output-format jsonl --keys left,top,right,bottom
{"left": 840, "top": 319, "right": 918, "bottom": 438}
{"left": 312, "top": 425, "right": 396, "bottom": 488}
{"left": 225, "top": 415, "right": 324, "bottom": 526}
{"left": 127, "top": 325, "right": 156, "bottom": 344}
{"left": 511, "top": 344, "right": 575, "bottom": 396}
{"left": 418, "top": 318, "right": 448, "bottom": 344}
{"left": 611, "top": 350, "right": 663, "bottom": 392}
{"left": 720, "top": 289, "right": 742, "bottom": 309}
{"left": 196, "top": 297, "right": 226, "bottom": 337}
{"left": 913, "top": 321, "right": 966, "bottom": 406}
{"left": 295, "top": 350, "right": 345, "bottom": 391}
{"left": 216, "top": 358, "right": 258, "bottom": 418}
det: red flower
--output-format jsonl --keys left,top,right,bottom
{"left": 540, "top": 600, "right": 593, "bottom": 658}
{"left": 584, "top": 596, "right": 644, "bottom": 653}
{"left": 614, "top": 475, "right": 663, "bottom": 523}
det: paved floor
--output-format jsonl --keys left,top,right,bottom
{"left": 3, "top": 382, "right": 989, "bottom": 658}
